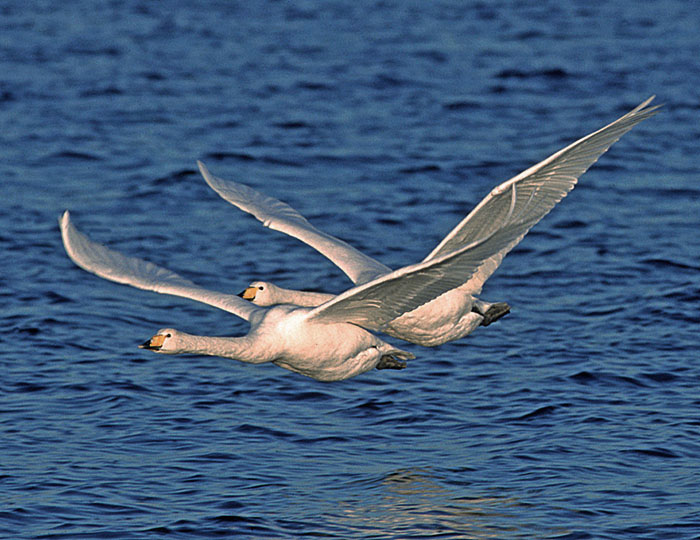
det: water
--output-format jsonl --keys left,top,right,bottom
{"left": 2, "top": 0, "right": 700, "bottom": 538}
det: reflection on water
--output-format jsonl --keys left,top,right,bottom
{"left": 328, "top": 468, "right": 565, "bottom": 539}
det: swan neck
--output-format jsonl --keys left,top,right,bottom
{"left": 178, "top": 333, "right": 260, "bottom": 363}
{"left": 276, "top": 286, "right": 335, "bottom": 307}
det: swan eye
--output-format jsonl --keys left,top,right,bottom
{"left": 258, "top": 286, "right": 264, "bottom": 290}
{"left": 166, "top": 333, "right": 172, "bottom": 338}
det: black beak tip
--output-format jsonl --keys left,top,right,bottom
{"left": 237, "top": 290, "right": 246, "bottom": 298}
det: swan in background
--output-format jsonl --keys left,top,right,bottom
{"left": 61, "top": 197, "right": 552, "bottom": 380}
{"left": 198, "top": 96, "right": 658, "bottom": 346}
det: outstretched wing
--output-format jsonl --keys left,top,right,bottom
{"left": 59, "top": 211, "right": 264, "bottom": 322}
{"left": 308, "top": 96, "right": 659, "bottom": 330}
{"left": 306, "top": 210, "right": 540, "bottom": 330}
{"left": 198, "top": 160, "right": 391, "bottom": 285}
{"left": 424, "top": 96, "right": 660, "bottom": 294}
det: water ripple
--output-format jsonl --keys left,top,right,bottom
{"left": 3, "top": 0, "right": 698, "bottom": 538}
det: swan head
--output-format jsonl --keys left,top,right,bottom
{"left": 238, "top": 281, "right": 279, "bottom": 306}
{"left": 139, "top": 328, "right": 182, "bottom": 354}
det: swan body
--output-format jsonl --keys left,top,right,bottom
{"left": 140, "top": 308, "right": 410, "bottom": 382}
{"left": 200, "top": 97, "right": 659, "bottom": 346}
{"left": 242, "top": 281, "right": 487, "bottom": 347}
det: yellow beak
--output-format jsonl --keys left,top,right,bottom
{"left": 239, "top": 286, "right": 258, "bottom": 301}
{"left": 139, "top": 334, "right": 166, "bottom": 350}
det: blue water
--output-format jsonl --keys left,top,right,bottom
{"left": 3, "top": 1, "right": 700, "bottom": 538}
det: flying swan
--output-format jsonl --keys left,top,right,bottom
{"left": 197, "top": 96, "right": 658, "bottom": 346}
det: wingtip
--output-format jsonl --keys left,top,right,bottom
{"left": 59, "top": 210, "right": 70, "bottom": 229}
{"left": 197, "top": 159, "right": 216, "bottom": 187}
{"left": 58, "top": 210, "right": 78, "bottom": 265}
{"left": 647, "top": 94, "right": 664, "bottom": 113}
{"left": 631, "top": 95, "right": 660, "bottom": 114}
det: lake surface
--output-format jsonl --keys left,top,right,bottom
{"left": 2, "top": 1, "right": 700, "bottom": 538}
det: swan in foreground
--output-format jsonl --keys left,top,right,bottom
{"left": 60, "top": 199, "right": 547, "bottom": 380}
{"left": 198, "top": 97, "right": 658, "bottom": 346}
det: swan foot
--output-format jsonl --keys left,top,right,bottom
{"left": 376, "top": 355, "right": 407, "bottom": 370}
{"left": 478, "top": 302, "right": 510, "bottom": 326}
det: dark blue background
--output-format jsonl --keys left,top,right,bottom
{"left": 2, "top": 1, "right": 699, "bottom": 538}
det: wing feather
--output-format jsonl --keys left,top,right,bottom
{"left": 198, "top": 161, "right": 391, "bottom": 285}
{"left": 59, "top": 211, "right": 263, "bottom": 322}
{"left": 308, "top": 97, "right": 659, "bottom": 329}
{"left": 306, "top": 215, "right": 537, "bottom": 330}
{"left": 424, "top": 96, "right": 660, "bottom": 294}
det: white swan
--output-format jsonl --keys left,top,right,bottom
{"left": 60, "top": 200, "right": 549, "bottom": 381}
{"left": 198, "top": 97, "right": 659, "bottom": 346}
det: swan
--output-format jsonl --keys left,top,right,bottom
{"left": 198, "top": 96, "right": 659, "bottom": 346}
{"left": 60, "top": 211, "right": 419, "bottom": 381}
{"left": 60, "top": 199, "right": 547, "bottom": 381}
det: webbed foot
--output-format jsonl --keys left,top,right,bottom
{"left": 479, "top": 302, "right": 510, "bottom": 326}
{"left": 376, "top": 355, "right": 407, "bottom": 370}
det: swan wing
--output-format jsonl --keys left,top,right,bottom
{"left": 424, "top": 96, "right": 660, "bottom": 294}
{"left": 306, "top": 211, "right": 539, "bottom": 330}
{"left": 59, "top": 211, "right": 263, "bottom": 322}
{"left": 198, "top": 160, "right": 391, "bottom": 285}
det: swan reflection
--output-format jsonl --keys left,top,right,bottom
{"left": 327, "top": 468, "right": 560, "bottom": 538}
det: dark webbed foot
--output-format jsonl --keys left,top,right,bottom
{"left": 376, "top": 355, "right": 407, "bottom": 370}
{"left": 478, "top": 302, "right": 511, "bottom": 326}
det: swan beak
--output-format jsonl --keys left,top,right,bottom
{"left": 238, "top": 286, "right": 257, "bottom": 301}
{"left": 139, "top": 334, "right": 166, "bottom": 350}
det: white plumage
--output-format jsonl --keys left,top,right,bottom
{"left": 60, "top": 97, "right": 658, "bottom": 380}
